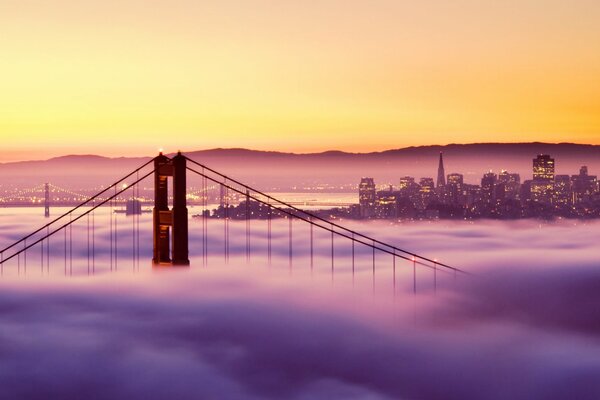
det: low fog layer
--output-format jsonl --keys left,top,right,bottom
{"left": 0, "top": 213, "right": 599, "bottom": 399}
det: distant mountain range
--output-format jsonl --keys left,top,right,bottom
{"left": 2, "top": 142, "right": 600, "bottom": 189}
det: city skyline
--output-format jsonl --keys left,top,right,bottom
{"left": 3, "top": 150, "right": 600, "bottom": 221}
{"left": 358, "top": 152, "right": 600, "bottom": 219}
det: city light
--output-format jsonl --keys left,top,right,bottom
{"left": 357, "top": 153, "right": 599, "bottom": 220}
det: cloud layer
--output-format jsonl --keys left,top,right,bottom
{"left": 1, "top": 213, "right": 600, "bottom": 399}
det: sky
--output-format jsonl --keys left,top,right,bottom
{"left": 1, "top": 0, "right": 600, "bottom": 161}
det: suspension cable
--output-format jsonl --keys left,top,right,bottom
{"left": 183, "top": 156, "right": 462, "bottom": 274}
{"left": 186, "top": 165, "right": 461, "bottom": 274}
{"left": 0, "top": 158, "right": 155, "bottom": 255}
{"left": 0, "top": 168, "right": 155, "bottom": 265}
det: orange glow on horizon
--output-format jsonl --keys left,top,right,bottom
{"left": 1, "top": 0, "right": 600, "bottom": 162}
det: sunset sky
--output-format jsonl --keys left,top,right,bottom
{"left": 2, "top": 0, "right": 600, "bottom": 161}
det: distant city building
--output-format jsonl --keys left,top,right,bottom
{"left": 398, "top": 176, "right": 416, "bottom": 192}
{"left": 531, "top": 181, "right": 554, "bottom": 204}
{"left": 418, "top": 177, "right": 435, "bottom": 209}
{"left": 447, "top": 173, "right": 463, "bottom": 185}
{"left": 494, "top": 182, "right": 506, "bottom": 202}
{"left": 520, "top": 180, "right": 532, "bottom": 203}
{"left": 531, "top": 154, "right": 555, "bottom": 204}
{"left": 481, "top": 172, "right": 497, "bottom": 204}
{"left": 463, "top": 184, "right": 481, "bottom": 208}
{"left": 553, "top": 175, "right": 571, "bottom": 206}
{"left": 533, "top": 154, "right": 555, "bottom": 180}
{"left": 353, "top": 153, "right": 600, "bottom": 220}
{"left": 571, "top": 166, "right": 598, "bottom": 204}
{"left": 376, "top": 187, "right": 399, "bottom": 218}
{"left": 498, "top": 170, "right": 521, "bottom": 200}
{"left": 359, "top": 177, "right": 376, "bottom": 218}
{"left": 437, "top": 152, "right": 446, "bottom": 188}
{"left": 446, "top": 173, "right": 464, "bottom": 205}
{"left": 398, "top": 176, "right": 420, "bottom": 207}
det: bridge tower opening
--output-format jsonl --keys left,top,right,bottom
{"left": 152, "top": 152, "right": 190, "bottom": 266}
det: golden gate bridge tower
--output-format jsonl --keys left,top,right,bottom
{"left": 152, "top": 152, "right": 189, "bottom": 266}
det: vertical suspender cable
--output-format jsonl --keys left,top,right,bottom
{"left": 23, "top": 239, "right": 26, "bottom": 275}
{"left": 110, "top": 188, "right": 113, "bottom": 271}
{"left": 372, "top": 240, "right": 376, "bottom": 293}
{"left": 393, "top": 249, "right": 396, "bottom": 298}
{"left": 115, "top": 185, "right": 118, "bottom": 271}
{"left": 310, "top": 220, "right": 313, "bottom": 272}
{"left": 136, "top": 171, "right": 140, "bottom": 271}
{"left": 132, "top": 184, "right": 135, "bottom": 271}
{"left": 246, "top": 189, "right": 250, "bottom": 263}
{"left": 64, "top": 224, "right": 67, "bottom": 276}
{"left": 351, "top": 233, "right": 355, "bottom": 285}
{"left": 69, "top": 213, "right": 72, "bottom": 276}
{"left": 87, "top": 213, "right": 90, "bottom": 275}
{"left": 331, "top": 224, "right": 334, "bottom": 282}
{"left": 267, "top": 202, "right": 272, "bottom": 265}
{"left": 289, "top": 216, "right": 292, "bottom": 270}
{"left": 46, "top": 225, "right": 49, "bottom": 274}
{"left": 92, "top": 200, "right": 95, "bottom": 275}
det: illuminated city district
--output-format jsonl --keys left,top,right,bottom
{"left": 356, "top": 154, "right": 597, "bottom": 220}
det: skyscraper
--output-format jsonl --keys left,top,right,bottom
{"left": 375, "top": 187, "right": 398, "bottom": 219}
{"left": 553, "top": 175, "right": 571, "bottom": 206}
{"left": 418, "top": 177, "right": 435, "bottom": 209}
{"left": 571, "top": 166, "right": 598, "bottom": 204}
{"left": 446, "top": 173, "right": 464, "bottom": 205}
{"left": 531, "top": 154, "right": 555, "bottom": 204}
{"left": 481, "top": 172, "right": 497, "bottom": 204}
{"left": 358, "top": 177, "right": 376, "bottom": 218}
{"left": 533, "top": 154, "right": 555, "bottom": 181}
{"left": 437, "top": 152, "right": 446, "bottom": 187}
{"left": 398, "top": 176, "right": 416, "bottom": 192}
{"left": 498, "top": 170, "right": 521, "bottom": 200}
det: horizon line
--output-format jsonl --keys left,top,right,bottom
{"left": 2, "top": 140, "right": 598, "bottom": 164}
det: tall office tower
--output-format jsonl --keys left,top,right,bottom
{"left": 398, "top": 176, "right": 415, "bottom": 192}
{"left": 571, "top": 166, "right": 598, "bottom": 204}
{"left": 533, "top": 154, "right": 555, "bottom": 181}
{"left": 531, "top": 154, "right": 555, "bottom": 204}
{"left": 498, "top": 170, "right": 521, "bottom": 184}
{"left": 437, "top": 152, "right": 446, "bottom": 187}
{"left": 375, "top": 187, "right": 398, "bottom": 219}
{"left": 553, "top": 175, "right": 572, "bottom": 206}
{"left": 481, "top": 172, "right": 497, "bottom": 204}
{"left": 520, "top": 180, "right": 532, "bottom": 203}
{"left": 446, "top": 173, "right": 464, "bottom": 205}
{"left": 447, "top": 173, "right": 464, "bottom": 185}
{"left": 398, "top": 175, "right": 419, "bottom": 202}
{"left": 358, "top": 177, "right": 376, "bottom": 218}
{"left": 498, "top": 170, "right": 521, "bottom": 199}
{"left": 418, "top": 177, "right": 435, "bottom": 209}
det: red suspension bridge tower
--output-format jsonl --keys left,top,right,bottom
{"left": 152, "top": 152, "right": 189, "bottom": 266}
